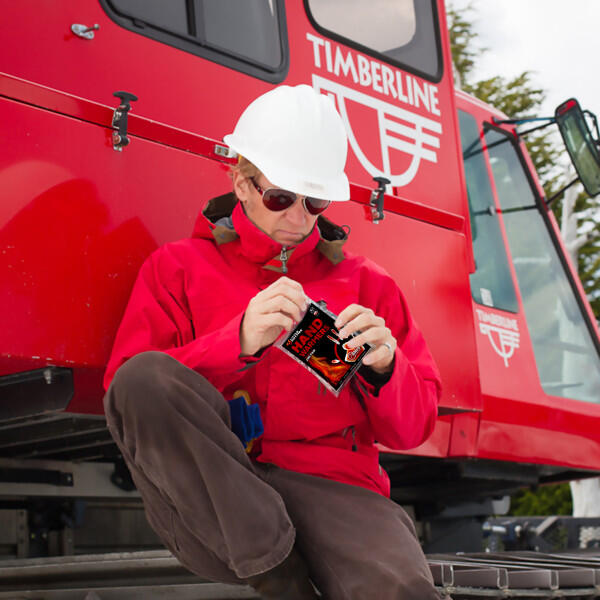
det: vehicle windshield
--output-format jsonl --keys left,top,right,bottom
{"left": 485, "top": 127, "right": 600, "bottom": 404}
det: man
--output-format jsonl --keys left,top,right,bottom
{"left": 103, "top": 85, "right": 442, "bottom": 599}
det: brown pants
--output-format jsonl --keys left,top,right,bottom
{"left": 103, "top": 351, "right": 439, "bottom": 599}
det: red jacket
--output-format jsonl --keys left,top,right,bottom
{"left": 104, "top": 195, "right": 441, "bottom": 496}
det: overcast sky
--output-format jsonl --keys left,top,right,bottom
{"left": 448, "top": 0, "right": 599, "bottom": 119}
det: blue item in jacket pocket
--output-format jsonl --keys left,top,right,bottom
{"left": 229, "top": 395, "right": 264, "bottom": 450}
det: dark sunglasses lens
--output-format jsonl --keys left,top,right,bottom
{"left": 262, "top": 189, "right": 296, "bottom": 212}
{"left": 305, "top": 198, "right": 331, "bottom": 215}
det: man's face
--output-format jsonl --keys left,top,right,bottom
{"left": 236, "top": 172, "right": 322, "bottom": 246}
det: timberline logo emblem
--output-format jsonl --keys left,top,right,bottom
{"left": 312, "top": 74, "right": 443, "bottom": 187}
{"left": 476, "top": 309, "right": 520, "bottom": 367}
{"left": 306, "top": 33, "right": 443, "bottom": 187}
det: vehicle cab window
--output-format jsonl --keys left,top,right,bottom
{"left": 101, "top": 0, "right": 288, "bottom": 82}
{"left": 305, "top": 0, "right": 442, "bottom": 81}
{"left": 458, "top": 110, "right": 518, "bottom": 312}
{"left": 485, "top": 127, "right": 600, "bottom": 404}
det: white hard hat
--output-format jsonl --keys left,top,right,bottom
{"left": 223, "top": 84, "right": 350, "bottom": 201}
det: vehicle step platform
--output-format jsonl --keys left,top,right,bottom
{"left": 1, "top": 549, "right": 600, "bottom": 598}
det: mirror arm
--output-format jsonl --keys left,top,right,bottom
{"left": 515, "top": 120, "right": 556, "bottom": 137}
{"left": 493, "top": 116, "right": 555, "bottom": 125}
{"left": 492, "top": 116, "right": 556, "bottom": 138}
{"left": 546, "top": 176, "right": 580, "bottom": 207}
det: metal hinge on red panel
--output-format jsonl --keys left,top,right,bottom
{"left": 70, "top": 23, "right": 100, "bottom": 40}
{"left": 213, "top": 144, "right": 238, "bottom": 159}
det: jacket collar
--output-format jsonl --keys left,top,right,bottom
{"left": 232, "top": 200, "right": 321, "bottom": 266}
{"left": 193, "top": 193, "right": 348, "bottom": 268}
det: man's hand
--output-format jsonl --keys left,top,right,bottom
{"left": 240, "top": 277, "right": 308, "bottom": 357}
{"left": 335, "top": 304, "right": 396, "bottom": 374}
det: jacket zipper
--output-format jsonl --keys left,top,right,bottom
{"left": 280, "top": 246, "right": 288, "bottom": 273}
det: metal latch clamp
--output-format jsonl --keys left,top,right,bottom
{"left": 368, "top": 176, "right": 390, "bottom": 224}
{"left": 111, "top": 91, "right": 138, "bottom": 151}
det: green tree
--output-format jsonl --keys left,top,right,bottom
{"left": 447, "top": 4, "right": 561, "bottom": 198}
{"left": 447, "top": 2, "right": 600, "bottom": 319}
{"left": 580, "top": 237, "right": 600, "bottom": 316}
{"left": 509, "top": 483, "right": 572, "bottom": 516}
{"left": 446, "top": 2, "right": 482, "bottom": 85}
{"left": 570, "top": 193, "right": 600, "bottom": 316}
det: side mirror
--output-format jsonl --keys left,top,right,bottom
{"left": 555, "top": 98, "right": 600, "bottom": 197}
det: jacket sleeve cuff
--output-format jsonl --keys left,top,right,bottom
{"left": 356, "top": 358, "right": 395, "bottom": 396}
{"left": 238, "top": 344, "right": 268, "bottom": 368}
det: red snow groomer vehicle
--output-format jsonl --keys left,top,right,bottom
{"left": 2, "top": 1, "right": 600, "bottom": 596}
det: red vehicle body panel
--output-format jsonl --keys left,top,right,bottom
{"left": 1, "top": 1, "right": 599, "bottom": 480}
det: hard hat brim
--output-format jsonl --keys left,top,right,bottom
{"left": 224, "top": 136, "right": 350, "bottom": 202}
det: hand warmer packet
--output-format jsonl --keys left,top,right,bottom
{"left": 276, "top": 299, "right": 372, "bottom": 396}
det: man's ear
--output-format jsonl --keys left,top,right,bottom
{"left": 232, "top": 170, "right": 251, "bottom": 204}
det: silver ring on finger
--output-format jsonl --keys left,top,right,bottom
{"left": 382, "top": 342, "right": 393, "bottom": 354}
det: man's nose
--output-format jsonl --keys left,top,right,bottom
{"left": 285, "top": 197, "right": 307, "bottom": 225}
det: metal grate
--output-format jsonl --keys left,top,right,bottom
{"left": 430, "top": 550, "right": 600, "bottom": 597}
{"left": 0, "top": 414, "right": 117, "bottom": 462}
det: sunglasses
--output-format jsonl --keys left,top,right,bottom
{"left": 250, "top": 178, "right": 331, "bottom": 216}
